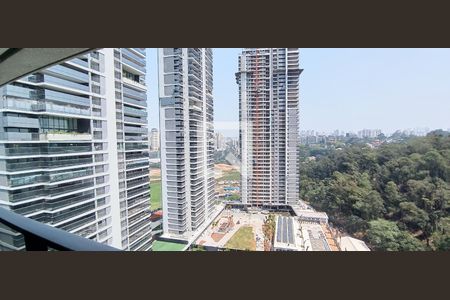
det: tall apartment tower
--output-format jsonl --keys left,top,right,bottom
{"left": 150, "top": 128, "right": 160, "bottom": 151}
{"left": 0, "top": 48, "right": 152, "bottom": 251}
{"left": 236, "top": 48, "right": 301, "bottom": 206}
{"left": 158, "top": 48, "right": 215, "bottom": 241}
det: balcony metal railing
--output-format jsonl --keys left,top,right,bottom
{"left": 0, "top": 207, "right": 118, "bottom": 251}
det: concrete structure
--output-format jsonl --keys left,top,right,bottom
{"left": 150, "top": 127, "right": 160, "bottom": 151}
{"left": 158, "top": 48, "right": 216, "bottom": 241}
{"left": 0, "top": 48, "right": 93, "bottom": 86}
{"left": 0, "top": 48, "right": 152, "bottom": 251}
{"left": 339, "top": 236, "right": 371, "bottom": 251}
{"left": 296, "top": 210, "right": 328, "bottom": 224}
{"left": 236, "top": 48, "right": 301, "bottom": 206}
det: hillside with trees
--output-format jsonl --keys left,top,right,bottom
{"left": 299, "top": 131, "right": 450, "bottom": 251}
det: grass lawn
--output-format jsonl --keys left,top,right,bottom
{"left": 225, "top": 194, "right": 240, "bottom": 201}
{"left": 224, "top": 226, "right": 256, "bottom": 251}
{"left": 152, "top": 240, "right": 186, "bottom": 251}
{"left": 150, "top": 181, "right": 161, "bottom": 211}
{"left": 218, "top": 170, "right": 241, "bottom": 181}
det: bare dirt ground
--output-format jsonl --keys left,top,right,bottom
{"left": 211, "top": 233, "right": 226, "bottom": 242}
{"left": 215, "top": 163, "right": 239, "bottom": 172}
{"left": 149, "top": 168, "right": 161, "bottom": 182}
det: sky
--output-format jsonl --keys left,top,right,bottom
{"left": 146, "top": 48, "right": 450, "bottom": 137}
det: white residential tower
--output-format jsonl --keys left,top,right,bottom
{"left": 158, "top": 48, "right": 216, "bottom": 241}
{"left": 236, "top": 48, "right": 301, "bottom": 206}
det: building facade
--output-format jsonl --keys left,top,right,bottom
{"left": 215, "top": 132, "right": 225, "bottom": 151}
{"left": 158, "top": 48, "right": 215, "bottom": 241}
{"left": 236, "top": 48, "right": 301, "bottom": 206}
{"left": 0, "top": 48, "right": 152, "bottom": 251}
{"left": 150, "top": 128, "right": 160, "bottom": 151}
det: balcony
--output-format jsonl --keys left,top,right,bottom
{"left": 44, "top": 64, "right": 89, "bottom": 83}
{"left": 0, "top": 144, "right": 92, "bottom": 156}
{"left": 123, "top": 95, "right": 146, "bottom": 108}
{"left": 5, "top": 157, "right": 93, "bottom": 172}
{"left": 26, "top": 73, "right": 90, "bottom": 93}
{"left": 2, "top": 116, "right": 40, "bottom": 128}
{"left": 0, "top": 207, "right": 118, "bottom": 251}
{"left": 123, "top": 116, "right": 147, "bottom": 124}
{"left": 122, "top": 49, "right": 146, "bottom": 66}
{"left": 123, "top": 77, "right": 146, "bottom": 91}
{"left": 124, "top": 126, "right": 147, "bottom": 134}
{"left": 122, "top": 56, "right": 146, "bottom": 73}
{"left": 132, "top": 48, "right": 146, "bottom": 56}
{"left": 40, "top": 132, "right": 92, "bottom": 142}
{"left": 123, "top": 106, "right": 147, "bottom": 117}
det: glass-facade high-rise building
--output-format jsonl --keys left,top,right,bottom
{"left": 0, "top": 48, "right": 152, "bottom": 251}
{"left": 158, "top": 48, "right": 216, "bottom": 241}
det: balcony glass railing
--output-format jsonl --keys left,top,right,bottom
{"left": 45, "top": 65, "right": 89, "bottom": 83}
{"left": 123, "top": 86, "right": 146, "bottom": 100}
{"left": 43, "top": 74, "right": 90, "bottom": 92}
{"left": 123, "top": 116, "right": 147, "bottom": 124}
{"left": 122, "top": 48, "right": 146, "bottom": 65}
{"left": 42, "top": 89, "right": 90, "bottom": 107}
{"left": 132, "top": 48, "right": 146, "bottom": 56}
{"left": 11, "top": 192, "right": 95, "bottom": 216}
{"left": 127, "top": 196, "right": 148, "bottom": 208}
{"left": 0, "top": 85, "right": 33, "bottom": 99}
{"left": 2, "top": 115, "right": 40, "bottom": 128}
{"left": 5, "top": 157, "right": 93, "bottom": 172}
{"left": 122, "top": 56, "right": 146, "bottom": 73}
{"left": 58, "top": 213, "right": 96, "bottom": 232}
{"left": 126, "top": 170, "right": 148, "bottom": 180}
{"left": 127, "top": 187, "right": 148, "bottom": 198}
{"left": 123, "top": 95, "right": 146, "bottom": 107}
{"left": 123, "top": 106, "right": 147, "bottom": 117}
{"left": 0, "top": 208, "right": 118, "bottom": 251}
{"left": 128, "top": 218, "right": 150, "bottom": 235}
{"left": 69, "top": 57, "right": 89, "bottom": 68}
{"left": 124, "top": 144, "right": 148, "bottom": 151}
{"left": 124, "top": 135, "right": 148, "bottom": 141}
{"left": 7, "top": 181, "right": 94, "bottom": 203}
{"left": 7, "top": 168, "right": 93, "bottom": 187}
{"left": 30, "top": 201, "right": 96, "bottom": 224}
{"left": 127, "top": 178, "right": 149, "bottom": 189}
{"left": 49, "top": 169, "right": 94, "bottom": 182}
{"left": 124, "top": 126, "right": 147, "bottom": 134}
{"left": 1, "top": 145, "right": 92, "bottom": 156}
{"left": 0, "top": 132, "right": 40, "bottom": 142}
{"left": 31, "top": 101, "right": 91, "bottom": 116}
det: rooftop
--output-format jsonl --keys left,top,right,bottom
{"left": 274, "top": 216, "right": 298, "bottom": 250}
{"left": 339, "top": 236, "right": 371, "bottom": 251}
{"left": 301, "top": 223, "right": 331, "bottom": 251}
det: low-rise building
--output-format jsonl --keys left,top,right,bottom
{"left": 274, "top": 216, "right": 301, "bottom": 251}
{"left": 296, "top": 210, "right": 329, "bottom": 224}
{"left": 338, "top": 236, "right": 370, "bottom": 251}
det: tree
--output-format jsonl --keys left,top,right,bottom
{"left": 431, "top": 217, "right": 450, "bottom": 250}
{"left": 299, "top": 134, "right": 450, "bottom": 251}
{"left": 366, "top": 219, "right": 425, "bottom": 251}
{"left": 353, "top": 191, "right": 385, "bottom": 220}
{"left": 399, "top": 202, "right": 429, "bottom": 231}
{"left": 384, "top": 181, "right": 402, "bottom": 214}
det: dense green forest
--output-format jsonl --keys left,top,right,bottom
{"left": 299, "top": 131, "right": 450, "bottom": 250}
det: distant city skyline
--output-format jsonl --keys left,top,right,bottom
{"left": 146, "top": 48, "right": 450, "bottom": 137}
